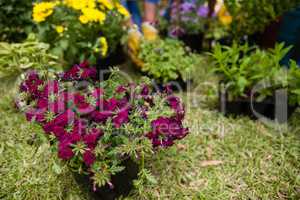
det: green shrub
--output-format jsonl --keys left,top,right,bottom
{"left": 224, "top": 0, "right": 300, "bottom": 37}
{"left": 139, "top": 39, "right": 198, "bottom": 83}
{"left": 0, "top": 0, "right": 34, "bottom": 42}
{"left": 0, "top": 34, "right": 60, "bottom": 79}
{"left": 210, "top": 42, "right": 300, "bottom": 105}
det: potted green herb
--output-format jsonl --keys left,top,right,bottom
{"left": 138, "top": 38, "right": 198, "bottom": 90}
{"left": 210, "top": 42, "right": 299, "bottom": 122}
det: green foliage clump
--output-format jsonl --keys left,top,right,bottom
{"left": 0, "top": 34, "right": 59, "bottom": 79}
{"left": 0, "top": 0, "right": 34, "bottom": 42}
{"left": 225, "top": 0, "right": 300, "bottom": 37}
{"left": 210, "top": 42, "right": 300, "bottom": 105}
{"left": 139, "top": 39, "right": 198, "bottom": 83}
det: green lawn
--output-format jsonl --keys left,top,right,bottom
{"left": 0, "top": 69, "right": 299, "bottom": 200}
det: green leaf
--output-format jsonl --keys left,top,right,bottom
{"left": 52, "top": 162, "right": 62, "bottom": 174}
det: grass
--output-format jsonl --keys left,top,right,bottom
{"left": 0, "top": 68, "right": 299, "bottom": 200}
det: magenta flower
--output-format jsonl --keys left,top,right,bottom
{"left": 92, "top": 88, "right": 104, "bottom": 99}
{"left": 52, "top": 125, "right": 67, "bottom": 138}
{"left": 62, "top": 65, "right": 80, "bottom": 80}
{"left": 117, "top": 97, "right": 129, "bottom": 109}
{"left": 167, "top": 96, "right": 185, "bottom": 120}
{"left": 116, "top": 85, "right": 127, "bottom": 93}
{"left": 72, "top": 118, "right": 88, "bottom": 135}
{"left": 83, "top": 128, "right": 103, "bottom": 148}
{"left": 91, "top": 110, "right": 112, "bottom": 123}
{"left": 52, "top": 109, "right": 75, "bottom": 127}
{"left": 103, "top": 98, "right": 118, "bottom": 111}
{"left": 73, "top": 93, "right": 94, "bottom": 114}
{"left": 141, "top": 84, "right": 150, "bottom": 96}
{"left": 42, "top": 80, "right": 59, "bottom": 98}
{"left": 79, "top": 60, "right": 90, "bottom": 68}
{"left": 58, "top": 141, "right": 74, "bottom": 160}
{"left": 25, "top": 108, "right": 46, "bottom": 123}
{"left": 81, "top": 67, "right": 97, "bottom": 80}
{"left": 113, "top": 108, "right": 129, "bottom": 128}
{"left": 170, "top": 26, "right": 185, "bottom": 37}
{"left": 147, "top": 117, "right": 189, "bottom": 147}
{"left": 83, "top": 150, "right": 96, "bottom": 166}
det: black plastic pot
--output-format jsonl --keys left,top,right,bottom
{"left": 179, "top": 33, "right": 203, "bottom": 53}
{"left": 96, "top": 44, "right": 127, "bottom": 81}
{"left": 219, "top": 86, "right": 297, "bottom": 123}
{"left": 74, "top": 159, "right": 139, "bottom": 200}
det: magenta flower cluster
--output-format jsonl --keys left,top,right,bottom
{"left": 18, "top": 62, "right": 189, "bottom": 169}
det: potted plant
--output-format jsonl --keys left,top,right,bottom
{"left": 210, "top": 42, "right": 299, "bottom": 123}
{"left": 138, "top": 38, "right": 199, "bottom": 90}
{"left": 32, "top": 0, "right": 129, "bottom": 69}
{"left": 16, "top": 62, "right": 189, "bottom": 199}
{"left": 161, "top": 0, "right": 209, "bottom": 52}
{"left": 224, "top": 0, "right": 300, "bottom": 48}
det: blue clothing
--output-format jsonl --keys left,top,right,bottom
{"left": 121, "top": 0, "right": 160, "bottom": 27}
{"left": 277, "top": 7, "right": 300, "bottom": 66}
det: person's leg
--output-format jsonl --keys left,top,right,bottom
{"left": 277, "top": 7, "right": 300, "bottom": 66}
{"left": 144, "top": 0, "right": 160, "bottom": 23}
{"left": 122, "top": 0, "right": 142, "bottom": 27}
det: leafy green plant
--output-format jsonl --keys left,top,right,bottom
{"left": 224, "top": 0, "right": 300, "bottom": 37}
{"left": 138, "top": 39, "right": 197, "bottom": 83}
{"left": 210, "top": 42, "right": 299, "bottom": 104}
{"left": 0, "top": 0, "right": 34, "bottom": 42}
{"left": 0, "top": 34, "right": 59, "bottom": 79}
{"left": 288, "top": 60, "right": 300, "bottom": 106}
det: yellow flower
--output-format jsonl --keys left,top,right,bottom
{"left": 64, "top": 0, "right": 96, "bottom": 10}
{"left": 55, "top": 25, "right": 64, "bottom": 34}
{"left": 217, "top": 5, "right": 232, "bottom": 26}
{"left": 32, "top": 2, "right": 57, "bottom": 23}
{"left": 79, "top": 15, "right": 89, "bottom": 24}
{"left": 99, "top": 37, "right": 108, "bottom": 57}
{"left": 97, "top": 0, "right": 114, "bottom": 10}
{"left": 115, "top": 3, "right": 130, "bottom": 18}
{"left": 80, "top": 8, "right": 106, "bottom": 24}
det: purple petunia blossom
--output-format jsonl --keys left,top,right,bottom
{"left": 197, "top": 5, "right": 209, "bottom": 17}
{"left": 116, "top": 85, "right": 127, "bottom": 93}
{"left": 113, "top": 108, "right": 129, "bottom": 128}
{"left": 58, "top": 141, "right": 74, "bottom": 160}
{"left": 83, "top": 128, "right": 103, "bottom": 148}
{"left": 169, "top": 26, "right": 185, "bottom": 37}
{"left": 25, "top": 108, "right": 46, "bottom": 123}
{"left": 83, "top": 150, "right": 96, "bottom": 166}
{"left": 146, "top": 117, "right": 189, "bottom": 147}
{"left": 81, "top": 67, "right": 97, "bottom": 80}
{"left": 180, "top": 2, "right": 196, "bottom": 13}
{"left": 79, "top": 60, "right": 89, "bottom": 68}
{"left": 103, "top": 98, "right": 118, "bottom": 111}
{"left": 91, "top": 110, "right": 112, "bottom": 123}
{"left": 42, "top": 80, "right": 59, "bottom": 98}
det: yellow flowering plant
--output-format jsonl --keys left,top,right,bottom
{"left": 33, "top": 0, "right": 129, "bottom": 64}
